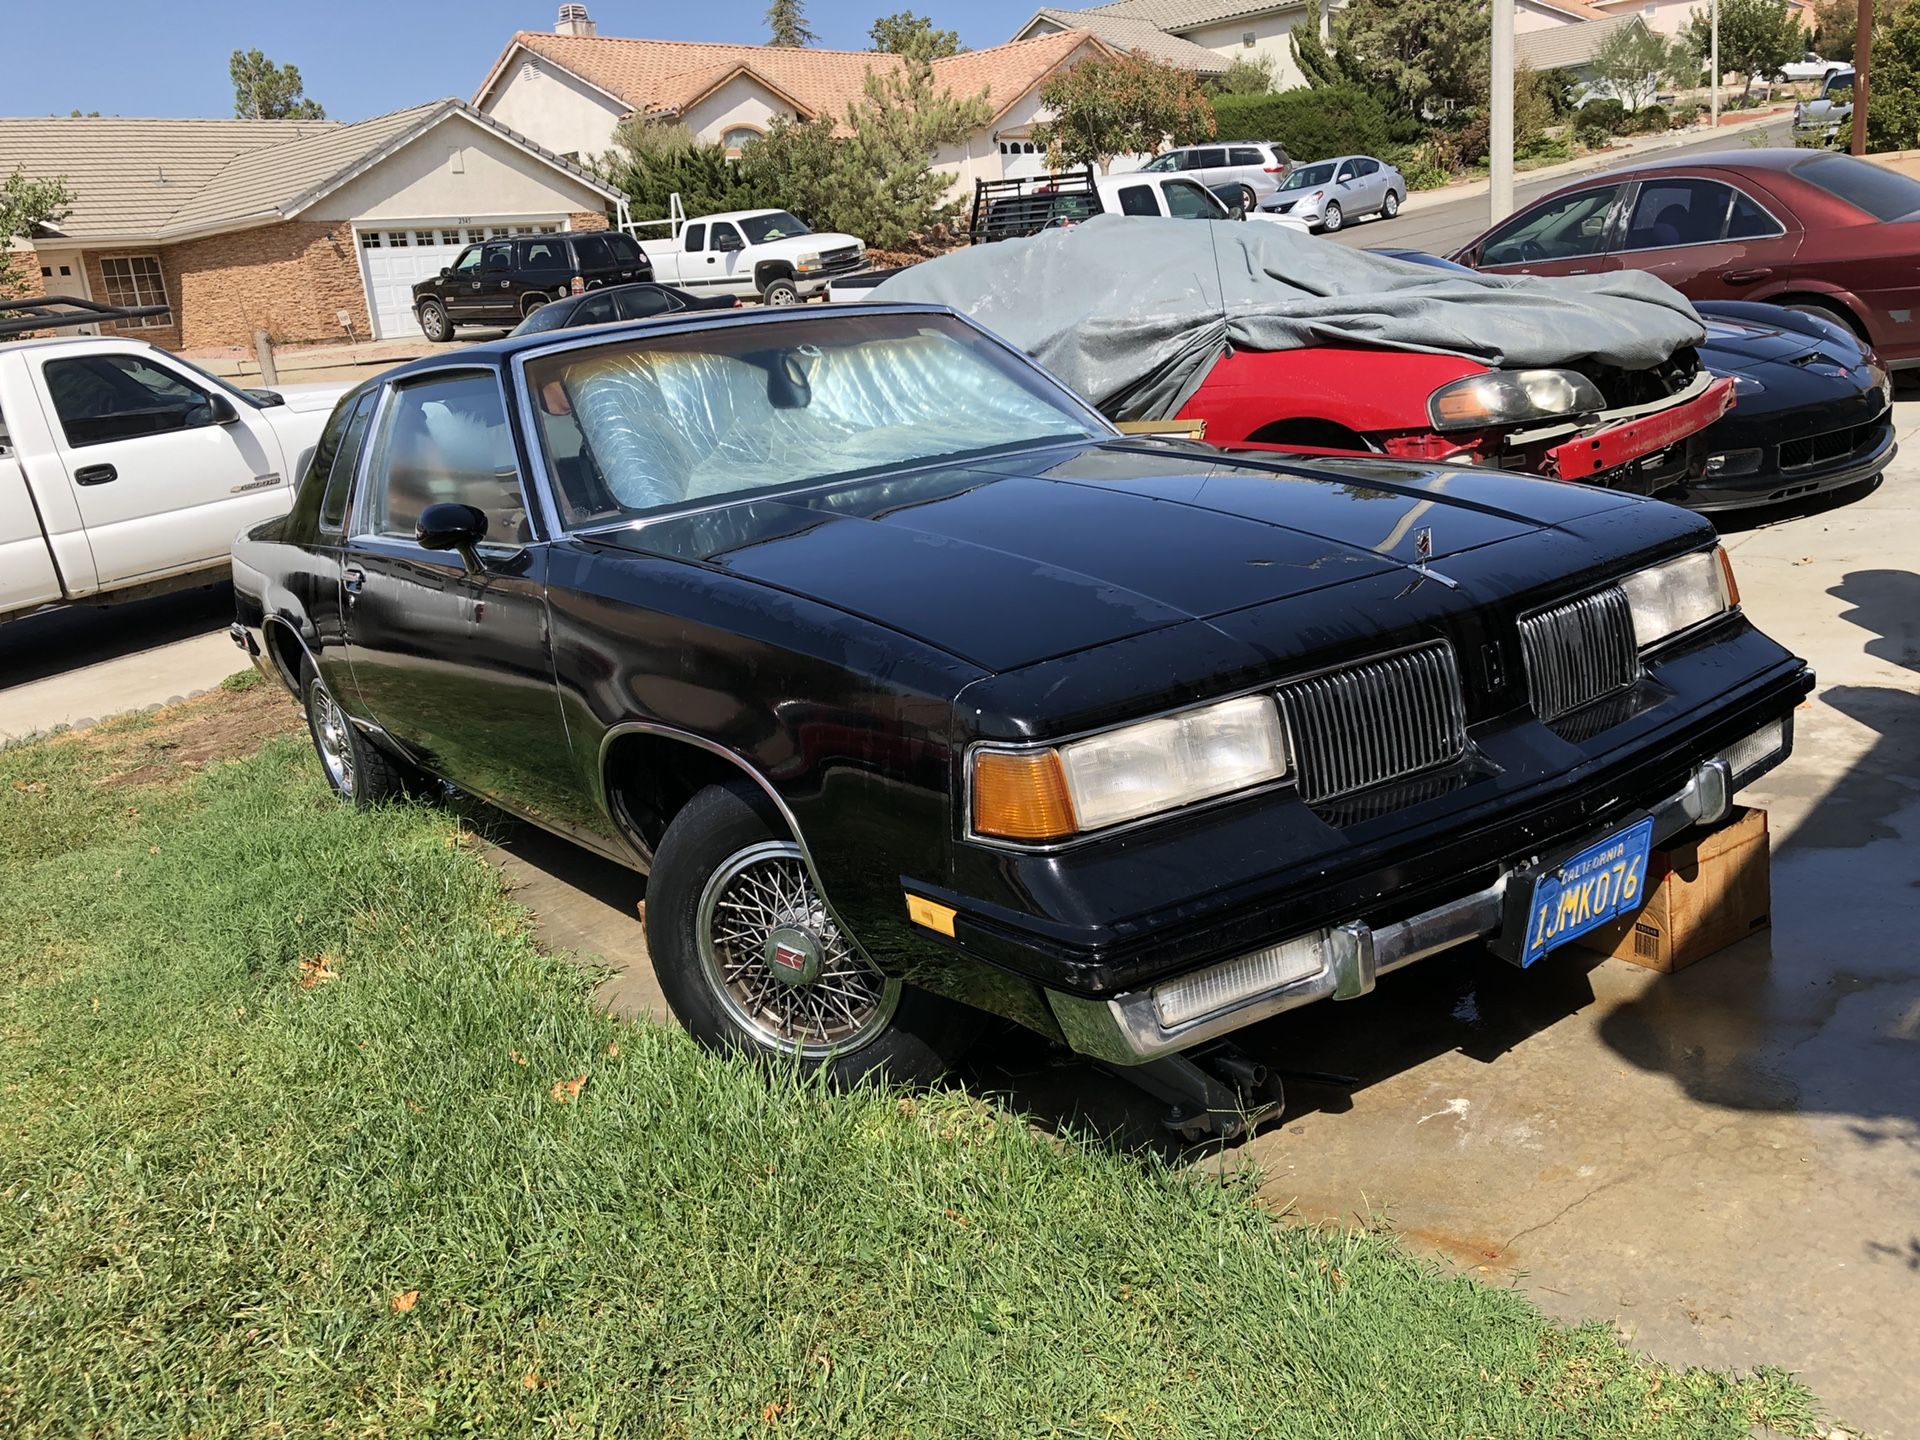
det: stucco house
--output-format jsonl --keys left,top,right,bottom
{"left": 0, "top": 100, "right": 622, "bottom": 344}
{"left": 1014, "top": 1, "right": 1314, "bottom": 89}
{"left": 473, "top": 6, "right": 1121, "bottom": 193}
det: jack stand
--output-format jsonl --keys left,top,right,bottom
{"left": 1104, "top": 1042, "right": 1287, "bottom": 1143}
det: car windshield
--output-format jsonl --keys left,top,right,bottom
{"left": 1793, "top": 152, "right": 1920, "bottom": 221}
{"left": 737, "top": 211, "right": 812, "bottom": 244}
{"left": 526, "top": 312, "right": 1105, "bottom": 528}
{"left": 1281, "top": 163, "right": 1336, "bottom": 191}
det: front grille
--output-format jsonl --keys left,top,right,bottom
{"left": 1276, "top": 643, "right": 1467, "bottom": 804}
{"left": 1519, "top": 587, "right": 1640, "bottom": 723}
{"left": 1780, "top": 421, "right": 1879, "bottom": 472}
{"left": 1273, "top": 200, "right": 1297, "bottom": 214}
{"left": 820, "top": 245, "right": 862, "bottom": 267}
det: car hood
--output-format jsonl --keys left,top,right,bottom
{"left": 270, "top": 382, "right": 354, "bottom": 414}
{"left": 588, "top": 441, "right": 1637, "bottom": 672}
{"left": 1697, "top": 315, "right": 1836, "bottom": 374}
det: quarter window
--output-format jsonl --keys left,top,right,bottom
{"left": 359, "top": 373, "right": 530, "bottom": 547}
{"left": 683, "top": 223, "right": 706, "bottom": 253}
{"left": 44, "top": 353, "right": 216, "bottom": 447}
{"left": 97, "top": 256, "right": 170, "bottom": 328}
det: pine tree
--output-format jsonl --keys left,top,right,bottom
{"left": 766, "top": 0, "right": 817, "bottom": 48}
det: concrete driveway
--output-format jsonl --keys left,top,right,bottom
{"left": 498, "top": 394, "right": 1920, "bottom": 1437}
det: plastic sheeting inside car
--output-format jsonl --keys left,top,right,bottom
{"left": 872, "top": 215, "right": 1708, "bottom": 421}
{"left": 536, "top": 321, "right": 1097, "bottom": 519}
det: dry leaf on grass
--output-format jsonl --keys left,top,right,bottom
{"left": 606, "top": 1042, "right": 620, "bottom": 1058}
{"left": 295, "top": 954, "right": 341, "bottom": 989}
{"left": 510, "top": 1049, "right": 528, "bottom": 1067}
{"left": 390, "top": 1289, "right": 419, "bottom": 1313}
{"left": 549, "top": 1074, "right": 587, "bottom": 1104}
{"left": 12, "top": 781, "right": 45, "bottom": 793}
{"left": 522, "top": 1369, "right": 540, "bottom": 1390}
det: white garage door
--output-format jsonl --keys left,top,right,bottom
{"left": 356, "top": 222, "right": 565, "bottom": 339}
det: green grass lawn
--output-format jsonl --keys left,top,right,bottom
{"left": 0, "top": 696, "right": 1823, "bottom": 1438}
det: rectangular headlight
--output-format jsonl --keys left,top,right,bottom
{"left": 971, "top": 695, "right": 1288, "bottom": 842}
{"left": 1619, "top": 548, "right": 1736, "bottom": 649}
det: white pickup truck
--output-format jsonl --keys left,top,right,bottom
{"left": 1, "top": 317, "right": 348, "bottom": 624}
{"left": 641, "top": 208, "right": 868, "bottom": 305}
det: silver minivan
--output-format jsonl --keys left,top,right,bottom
{"left": 1137, "top": 142, "right": 1292, "bottom": 210}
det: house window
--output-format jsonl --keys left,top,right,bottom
{"left": 440, "top": 229, "right": 462, "bottom": 245}
{"left": 721, "top": 125, "right": 764, "bottom": 159}
{"left": 98, "top": 256, "right": 170, "bottom": 328}
{"left": 359, "top": 231, "right": 382, "bottom": 248}
{"left": 413, "top": 231, "right": 436, "bottom": 246}
{"left": 1243, "top": 30, "right": 1255, "bottom": 46}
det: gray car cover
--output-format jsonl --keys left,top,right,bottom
{"left": 872, "top": 214, "right": 1706, "bottom": 421}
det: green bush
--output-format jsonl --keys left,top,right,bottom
{"left": 1634, "top": 104, "right": 1672, "bottom": 132}
{"left": 1574, "top": 116, "right": 1614, "bottom": 149}
{"left": 1520, "top": 132, "right": 1574, "bottom": 161}
{"left": 1579, "top": 98, "right": 1632, "bottom": 135}
{"left": 1398, "top": 143, "right": 1451, "bottom": 190}
{"left": 1210, "top": 84, "right": 1394, "bottom": 162}
{"left": 1669, "top": 100, "right": 1703, "bottom": 126}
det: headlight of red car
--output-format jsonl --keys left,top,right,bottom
{"left": 1427, "top": 368, "right": 1607, "bottom": 431}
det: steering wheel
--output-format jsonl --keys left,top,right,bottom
{"left": 1518, "top": 239, "right": 1547, "bottom": 262}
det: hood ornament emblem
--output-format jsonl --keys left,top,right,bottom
{"left": 1396, "top": 524, "right": 1459, "bottom": 596}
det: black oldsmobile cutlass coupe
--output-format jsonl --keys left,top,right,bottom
{"left": 232, "top": 304, "right": 1812, "bottom": 1135}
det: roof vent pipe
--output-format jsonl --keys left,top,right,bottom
{"left": 556, "top": 4, "right": 595, "bottom": 36}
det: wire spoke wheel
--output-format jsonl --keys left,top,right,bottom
{"left": 310, "top": 682, "right": 355, "bottom": 797}
{"left": 695, "top": 840, "right": 899, "bottom": 1056}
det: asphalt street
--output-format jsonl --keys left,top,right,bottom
{"left": 1327, "top": 118, "right": 1794, "bottom": 259}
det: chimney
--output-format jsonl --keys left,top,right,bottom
{"left": 555, "top": 3, "right": 595, "bottom": 36}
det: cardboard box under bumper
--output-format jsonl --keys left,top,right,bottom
{"left": 1575, "top": 806, "right": 1771, "bottom": 972}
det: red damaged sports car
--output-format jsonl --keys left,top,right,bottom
{"left": 1171, "top": 342, "right": 1731, "bottom": 492}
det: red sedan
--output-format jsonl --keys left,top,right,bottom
{"left": 1452, "top": 149, "right": 1920, "bottom": 367}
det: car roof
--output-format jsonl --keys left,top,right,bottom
{"left": 0, "top": 333, "right": 157, "bottom": 357}
{"left": 375, "top": 300, "right": 958, "bottom": 384}
{"left": 1601, "top": 147, "right": 1815, "bottom": 176}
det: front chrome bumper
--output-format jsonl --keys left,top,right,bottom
{"left": 1046, "top": 720, "right": 1788, "bottom": 1064}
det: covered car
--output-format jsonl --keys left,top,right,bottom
{"left": 874, "top": 216, "right": 1733, "bottom": 493}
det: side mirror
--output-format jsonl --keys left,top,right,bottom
{"left": 208, "top": 394, "right": 240, "bottom": 425}
{"left": 1228, "top": 203, "right": 1246, "bottom": 221}
{"left": 439, "top": 266, "right": 452, "bottom": 278}
{"left": 416, "top": 501, "right": 489, "bottom": 571}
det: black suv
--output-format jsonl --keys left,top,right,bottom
{"left": 412, "top": 231, "right": 652, "bottom": 341}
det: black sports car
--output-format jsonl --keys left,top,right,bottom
{"left": 230, "top": 304, "right": 1810, "bottom": 1138}
{"left": 1370, "top": 249, "right": 1896, "bottom": 512}
{"left": 512, "top": 281, "right": 736, "bottom": 335}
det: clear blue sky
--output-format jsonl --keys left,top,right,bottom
{"left": 7, "top": 0, "right": 1041, "bottom": 120}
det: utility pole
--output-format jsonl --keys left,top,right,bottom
{"left": 1491, "top": 0, "right": 1514, "bottom": 226}
{"left": 1852, "top": 0, "right": 1874, "bottom": 156}
{"left": 1710, "top": 0, "right": 1720, "bottom": 130}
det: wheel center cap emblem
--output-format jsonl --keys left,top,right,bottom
{"left": 764, "top": 926, "right": 823, "bottom": 987}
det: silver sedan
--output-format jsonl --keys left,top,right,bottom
{"left": 1260, "top": 155, "right": 1406, "bottom": 233}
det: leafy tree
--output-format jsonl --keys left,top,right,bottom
{"left": 1865, "top": 1, "right": 1920, "bottom": 148}
{"left": 1209, "top": 53, "right": 1277, "bottom": 96}
{"left": 868, "top": 10, "right": 963, "bottom": 60}
{"left": 1032, "top": 51, "right": 1216, "bottom": 173}
{"left": 229, "top": 49, "right": 326, "bottom": 120}
{"left": 599, "top": 120, "right": 761, "bottom": 221}
{"left": 1683, "top": 0, "right": 1800, "bottom": 88}
{"left": 765, "top": 0, "right": 816, "bottom": 48}
{"left": 1811, "top": 0, "right": 1913, "bottom": 68}
{"left": 1593, "top": 22, "right": 1696, "bottom": 109}
{"left": 1, "top": 168, "right": 73, "bottom": 295}
{"left": 1325, "top": 0, "right": 1491, "bottom": 117}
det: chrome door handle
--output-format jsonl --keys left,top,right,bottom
{"left": 343, "top": 566, "right": 366, "bottom": 596}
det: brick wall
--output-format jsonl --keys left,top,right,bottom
{"left": 1, "top": 244, "right": 37, "bottom": 299}
{"left": 568, "top": 210, "right": 610, "bottom": 232}
{"left": 81, "top": 221, "right": 372, "bottom": 350}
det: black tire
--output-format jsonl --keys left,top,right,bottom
{"left": 417, "top": 299, "right": 454, "bottom": 343}
{"left": 1321, "top": 201, "right": 1344, "bottom": 233}
{"left": 1382, "top": 189, "right": 1401, "bottom": 219}
{"left": 300, "top": 661, "right": 414, "bottom": 808}
{"left": 645, "top": 782, "right": 978, "bottom": 1086}
{"left": 760, "top": 277, "right": 801, "bottom": 306}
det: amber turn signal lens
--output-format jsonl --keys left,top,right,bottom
{"left": 1715, "top": 545, "right": 1741, "bottom": 607}
{"left": 972, "top": 749, "right": 1077, "bottom": 841}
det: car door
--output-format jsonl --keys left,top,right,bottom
{"left": 476, "top": 242, "right": 520, "bottom": 324}
{"left": 678, "top": 222, "right": 719, "bottom": 290}
{"left": 1466, "top": 183, "right": 1628, "bottom": 276}
{"left": 1350, "top": 158, "right": 1386, "bottom": 214}
{"left": 442, "top": 244, "right": 487, "bottom": 321}
{"left": 1612, "top": 176, "right": 1797, "bottom": 300}
{"left": 339, "top": 368, "right": 578, "bottom": 817}
{"left": 1162, "top": 178, "right": 1228, "bottom": 220}
{"left": 296, "top": 388, "right": 380, "bottom": 704}
{"left": 603, "top": 232, "right": 651, "bottom": 284}
{"left": 516, "top": 236, "right": 571, "bottom": 310}
{"left": 707, "top": 222, "right": 749, "bottom": 291}
{"left": 570, "top": 233, "right": 620, "bottom": 290}
{"left": 1187, "top": 146, "right": 1229, "bottom": 188}
{"left": 614, "top": 286, "right": 686, "bottom": 321}
{"left": 33, "top": 348, "right": 294, "bottom": 585}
